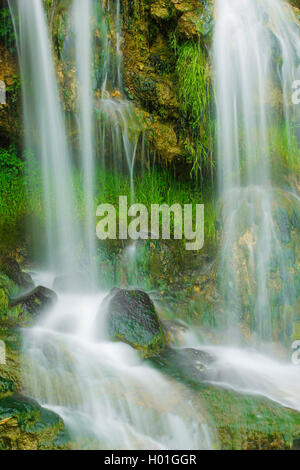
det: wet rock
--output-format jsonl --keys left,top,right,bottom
{"left": 10, "top": 286, "right": 57, "bottom": 317}
{"left": 0, "top": 393, "right": 70, "bottom": 450}
{"left": 162, "top": 319, "right": 189, "bottom": 346}
{"left": 177, "top": 1, "right": 214, "bottom": 40}
{"left": 0, "top": 257, "right": 33, "bottom": 290}
{"left": 104, "top": 288, "right": 166, "bottom": 358}
{"left": 150, "top": 0, "right": 175, "bottom": 20}
{"left": 153, "top": 347, "right": 214, "bottom": 383}
{"left": 148, "top": 121, "right": 183, "bottom": 162}
{"left": 171, "top": 0, "right": 200, "bottom": 12}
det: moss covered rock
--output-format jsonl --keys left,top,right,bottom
{"left": 0, "top": 256, "right": 33, "bottom": 290}
{"left": 105, "top": 288, "right": 166, "bottom": 358}
{"left": 0, "top": 393, "right": 70, "bottom": 450}
{"left": 10, "top": 286, "right": 57, "bottom": 318}
{"left": 199, "top": 386, "right": 300, "bottom": 450}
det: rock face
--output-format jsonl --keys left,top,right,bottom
{"left": 122, "top": 0, "right": 214, "bottom": 169}
{"left": 10, "top": 286, "right": 57, "bottom": 318}
{"left": 219, "top": 189, "right": 300, "bottom": 344}
{"left": 105, "top": 288, "right": 166, "bottom": 358}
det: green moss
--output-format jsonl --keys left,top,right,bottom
{"left": 198, "top": 385, "right": 300, "bottom": 450}
{"left": 0, "top": 393, "right": 70, "bottom": 450}
{"left": 108, "top": 289, "right": 166, "bottom": 358}
{"left": 0, "top": 7, "right": 16, "bottom": 53}
{"left": 176, "top": 40, "right": 214, "bottom": 178}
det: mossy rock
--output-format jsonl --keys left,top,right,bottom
{"left": 0, "top": 330, "right": 22, "bottom": 394}
{"left": 151, "top": 350, "right": 300, "bottom": 449}
{"left": 177, "top": 1, "right": 214, "bottom": 41}
{"left": 0, "top": 376, "right": 15, "bottom": 396}
{"left": 198, "top": 385, "right": 300, "bottom": 450}
{"left": 152, "top": 347, "right": 214, "bottom": 383}
{"left": 150, "top": 0, "right": 176, "bottom": 21}
{"left": 0, "top": 393, "right": 70, "bottom": 450}
{"left": 10, "top": 286, "right": 58, "bottom": 318}
{"left": 0, "top": 256, "right": 34, "bottom": 290}
{"left": 104, "top": 288, "right": 166, "bottom": 358}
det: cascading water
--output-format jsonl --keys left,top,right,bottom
{"left": 72, "top": 0, "right": 97, "bottom": 280}
{"left": 8, "top": 0, "right": 214, "bottom": 450}
{"left": 93, "top": 0, "right": 147, "bottom": 204}
{"left": 9, "top": 0, "right": 80, "bottom": 276}
{"left": 214, "top": 0, "right": 300, "bottom": 344}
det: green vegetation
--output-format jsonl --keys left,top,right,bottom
{"left": 0, "top": 7, "right": 15, "bottom": 52}
{"left": 0, "top": 145, "right": 217, "bottom": 255}
{"left": 269, "top": 124, "right": 300, "bottom": 184}
{"left": 200, "top": 385, "right": 300, "bottom": 450}
{"left": 176, "top": 41, "right": 214, "bottom": 179}
{"left": 93, "top": 166, "right": 216, "bottom": 244}
{"left": 0, "top": 146, "right": 42, "bottom": 249}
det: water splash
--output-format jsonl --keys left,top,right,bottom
{"left": 22, "top": 286, "right": 215, "bottom": 450}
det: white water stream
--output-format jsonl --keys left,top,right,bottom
{"left": 214, "top": 0, "right": 300, "bottom": 341}
{"left": 7, "top": 0, "right": 300, "bottom": 450}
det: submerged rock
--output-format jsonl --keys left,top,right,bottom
{"left": 10, "top": 286, "right": 57, "bottom": 317}
{"left": 104, "top": 288, "right": 166, "bottom": 358}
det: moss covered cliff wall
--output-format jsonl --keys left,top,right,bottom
{"left": 122, "top": 0, "right": 214, "bottom": 179}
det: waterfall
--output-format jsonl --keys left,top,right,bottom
{"left": 93, "top": 0, "right": 146, "bottom": 205}
{"left": 72, "top": 0, "right": 97, "bottom": 281}
{"left": 214, "top": 0, "right": 300, "bottom": 343}
{"left": 7, "top": 0, "right": 213, "bottom": 449}
{"left": 9, "top": 0, "right": 80, "bottom": 275}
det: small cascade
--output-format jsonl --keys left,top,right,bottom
{"left": 93, "top": 0, "right": 147, "bottom": 205}
{"left": 214, "top": 0, "right": 300, "bottom": 344}
{"left": 72, "top": 0, "right": 97, "bottom": 280}
{"left": 7, "top": 0, "right": 214, "bottom": 450}
{"left": 9, "top": 0, "right": 80, "bottom": 275}
{"left": 22, "top": 282, "right": 214, "bottom": 450}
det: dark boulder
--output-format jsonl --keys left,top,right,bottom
{"left": 104, "top": 288, "right": 166, "bottom": 358}
{"left": 152, "top": 347, "right": 214, "bottom": 384}
{"left": 0, "top": 257, "right": 34, "bottom": 290}
{"left": 10, "top": 286, "right": 57, "bottom": 317}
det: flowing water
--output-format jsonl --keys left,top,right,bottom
{"left": 92, "top": 0, "right": 147, "bottom": 204}
{"left": 9, "top": 0, "right": 80, "bottom": 275}
{"left": 22, "top": 272, "right": 214, "bottom": 450}
{"left": 214, "top": 0, "right": 300, "bottom": 342}
{"left": 72, "top": 0, "right": 97, "bottom": 280}
{"left": 8, "top": 0, "right": 300, "bottom": 449}
{"left": 8, "top": 0, "right": 214, "bottom": 450}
